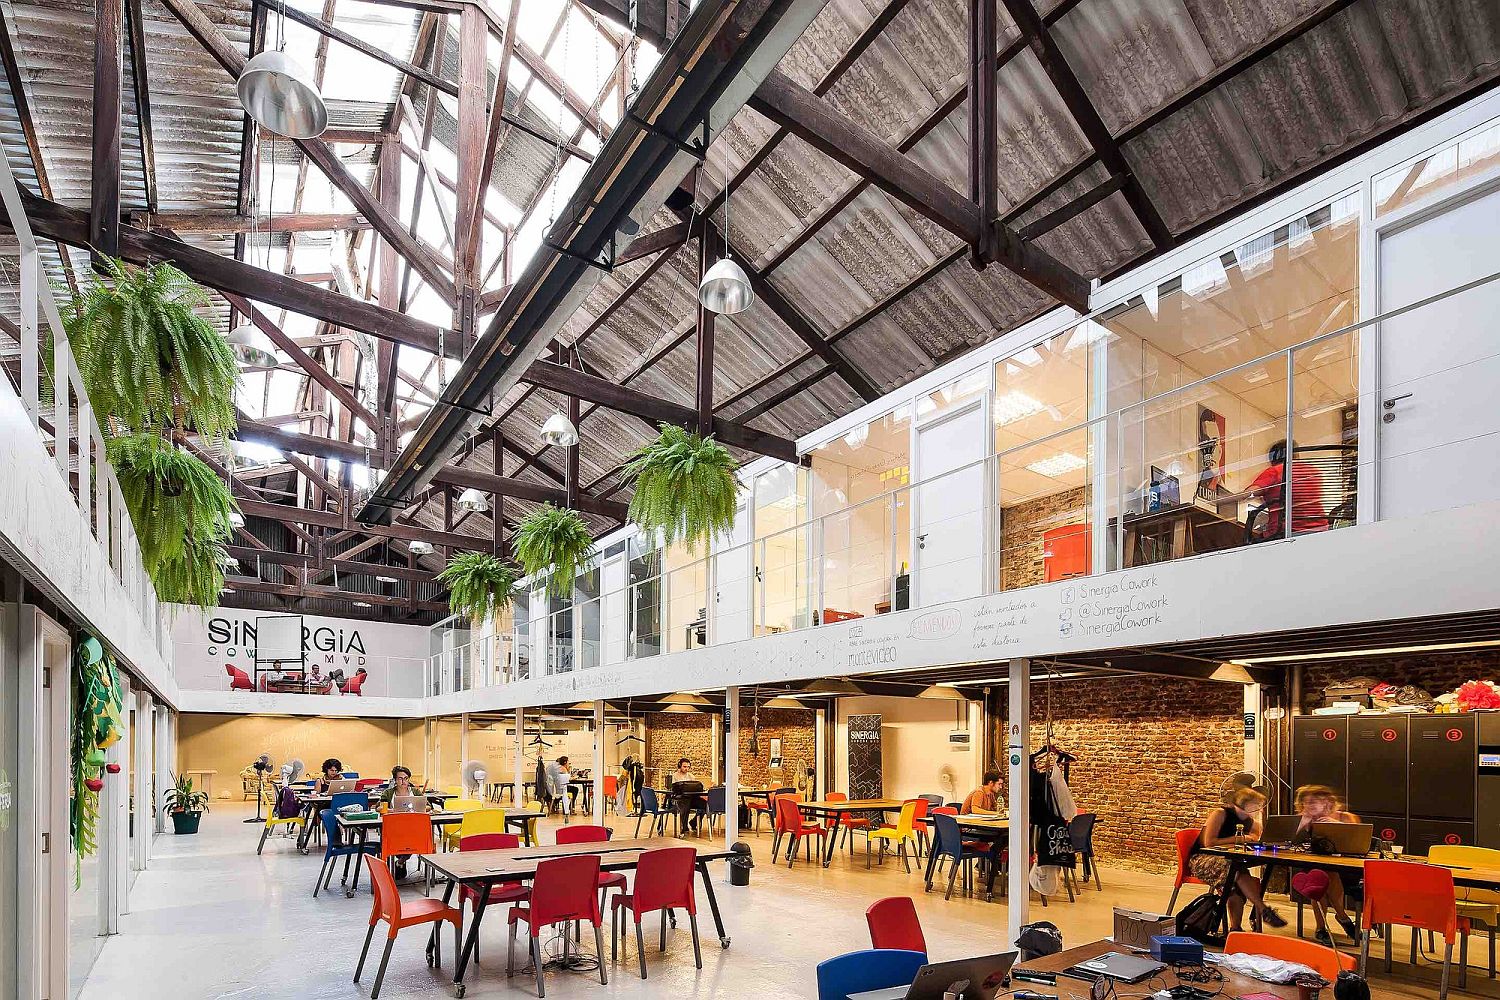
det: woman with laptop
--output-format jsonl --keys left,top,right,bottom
{"left": 378, "top": 764, "right": 424, "bottom": 808}
{"left": 312, "top": 757, "right": 344, "bottom": 794}
{"left": 1289, "top": 784, "right": 1362, "bottom": 945}
{"left": 1190, "top": 786, "right": 1288, "bottom": 931}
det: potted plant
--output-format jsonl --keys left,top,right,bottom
{"left": 436, "top": 552, "right": 520, "bottom": 627}
{"left": 163, "top": 772, "right": 210, "bottom": 834}
{"left": 107, "top": 433, "right": 236, "bottom": 576}
{"left": 625, "top": 423, "right": 739, "bottom": 550}
{"left": 513, "top": 504, "right": 594, "bottom": 597}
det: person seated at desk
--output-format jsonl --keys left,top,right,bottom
{"left": 670, "top": 758, "right": 707, "bottom": 834}
{"left": 1190, "top": 786, "right": 1287, "bottom": 931}
{"left": 545, "top": 756, "right": 573, "bottom": 816}
{"left": 1246, "top": 439, "right": 1328, "bottom": 541}
{"left": 962, "top": 770, "right": 1003, "bottom": 814}
{"left": 313, "top": 757, "right": 344, "bottom": 794}
{"left": 378, "top": 764, "right": 421, "bottom": 807}
{"left": 1285, "top": 784, "right": 1362, "bottom": 945}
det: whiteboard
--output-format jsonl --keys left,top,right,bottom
{"left": 255, "top": 615, "right": 304, "bottom": 664}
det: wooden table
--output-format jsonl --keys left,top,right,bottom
{"left": 421, "top": 837, "right": 736, "bottom": 997}
{"left": 796, "top": 799, "right": 907, "bottom": 867}
{"left": 1017, "top": 939, "right": 1298, "bottom": 998}
{"left": 294, "top": 790, "right": 453, "bottom": 852}
{"left": 333, "top": 807, "right": 543, "bottom": 899}
{"left": 918, "top": 815, "right": 1009, "bottom": 900}
{"left": 1116, "top": 502, "right": 1242, "bottom": 567}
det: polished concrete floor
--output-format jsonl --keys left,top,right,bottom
{"left": 78, "top": 803, "right": 1494, "bottom": 999}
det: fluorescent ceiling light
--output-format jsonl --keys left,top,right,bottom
{"left": 1237, "top": 639, "right": 1500, "bottom": 665}
{"left": 992, "top": 391, "right": 1046, "bottom": 426}
{"left": 1025, "top": 452, "right": 1087, "bottom": 477}
{"left": 376, "top": 575, "right": 399, "bottom": 584}
{"left": 352, "top": 600, "right": 372, "bottom": 608}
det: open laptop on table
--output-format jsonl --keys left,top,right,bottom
{"left": 388, "top": 795, "right": 429, "bottom": 814}
{"left": 848, "top": 952, "right": 1017, "bottom": 1000}
{"left": 1258, "top": 814, "right": 1306, "bottom": 847}
{"left": 1310, "top": 821, "right": 1373, "bottom": 856}
{"left": 325, "top": 778, "right": 358, "bottom": 794}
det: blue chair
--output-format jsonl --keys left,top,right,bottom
{"left": 634, "top": 786, "right": 670, "bottom": 838}
{"left": 928, "top": 812, "right": 992, "bottom": 900}
{"left": 313, "top": 791, "right": 378, "bottom": 898}
{"left": 705, "top": 786, "right": 727, "bottom": 837}
{"left": 341, "top": 771, "right": 359, "bottom": 779}
{"left": 817, "top": 949, "right": 927, "bottom": 1000}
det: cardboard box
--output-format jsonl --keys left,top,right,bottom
{"left": 1113, "top": 907, "right": 1175, "bottom": 950}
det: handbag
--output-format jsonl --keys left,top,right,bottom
{"left": 1174, "top": 890, "right": 1225, "bottom": 945}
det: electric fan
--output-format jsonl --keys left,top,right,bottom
{"left": 244, "top": 753, "right": 274, "bottom": 824}
{"left": 1221, "top": 770, "right": 1268, "bottom": 798}
{"left": 462, "top": 759, "right": 491, "bottom": 798}
{"left": 284, "top": 758, "right": 305, "bottom": 785}
{"left": 937, "top": 764, "right": 958, "bottom": 799}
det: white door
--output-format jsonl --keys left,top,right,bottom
{"left": 600, "top": 554, "right": 626, "bottom": 666}
{"left": 18, "top": 608, "right": 69, "bottom": 1000}
{"left": 712, "top": 504, "right": 752, "bottom": 644}
{"left": 914, "top": 402, "right": 989, "bottom": 606}
{"left": 1378, "top": 185, "right": 1500, "bottom": 519}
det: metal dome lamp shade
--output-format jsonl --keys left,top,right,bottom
{"left": 540, "top": 411, "right": 579, "bottom": 448}
{"left": 226, "top": 324, "right": 279, "bottom": 368}
{"left": 237, "top": 48, "right": 328, "bottom": 139}
{"left": 699, "top": 256, "right": 753, "bottom": 314}
{"left": 457, "top": 487, "right": 490, "bottom": 514}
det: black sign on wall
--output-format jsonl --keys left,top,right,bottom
{"left": 848, "top": 714, "right": 884, "bottom": 801}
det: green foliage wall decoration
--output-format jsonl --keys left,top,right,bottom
{"left": 625, "top": 424, "right": 739, "bottom": 551}
{"left": 436, "top": 552, "right": 520, "bottom": 624}
{"left": 513, "top": 504, "right": 595, "bottom": 598}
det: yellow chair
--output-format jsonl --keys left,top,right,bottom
{"left": 1428, "top": 844, "right": 1500, "bottom": 983}
{"left": 864, "top": 800, "right": 920, "bottom": 873}
{"left": 522, "top": 799, "right": 546, "bottom": 846}
{"left": 445, "top": 784, "right": 465, "bottom": 797}
{"left": 440, "top": 798, "right": 485, "bottom": 850}
{"left": 256, "top": 806, "right": 306, "bottom": 855}
{"left": 444, "top": 807, "right": 510, "bottom": 850}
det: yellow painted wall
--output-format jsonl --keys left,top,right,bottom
{"left": 177, "top": 713, "right": 405, "bottom": 799}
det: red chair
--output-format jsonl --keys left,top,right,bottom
{"left": 749, "top": 787, "right": 792, "bottom": 834}
{"left": 225, "top": 664, "right": 253, "bottom": 691}
{"left": 354, "top": 778, "right": 384, "bottom": 792}
{"left": 1361, "top": 860, "right": 1469, "bottom": 1000}
{"left": 823, "top": 792, "right": 872, "bottom": 854}
{"left": 508, "top": 854, "right": 608, "bottom": 996}
{"left": 867, "top": 896, "right": 926, "bottom": 954}
{"left": 773, "top": 795, "right": 827, "bottom": 869}
{"left": 381, "top": 811, "right": 436, "bottom": 894}
{"left": 354, "top": 856, "right": 461, "bottom": 999}
{"left": 456, "top": 832, "right": 527, "bottom": 957}
{"left": 555, "top": 825, "right": 628, "bottom": 909}
{"left": 343, "top": 671, "right": 367, "bottom": 695}
{"left": 1166, "top": 828, "right": 1204, "bottom": 912}
{"left": 610, "top": 846, "right": 701, "bottom": 979}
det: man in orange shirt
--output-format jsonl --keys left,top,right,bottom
{"left": 962, "top": 770, "right": 1003, "bottom": 814}
{"left": 1248, "top": 440, "right": 1329, "bottom": 540}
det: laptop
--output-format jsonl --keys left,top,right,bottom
{"left": 326, "top": 779, "right": 357, "bottom": 794}
{"left": 849, "top": 953, "right": 1018, "bottom": 1000}
{"left": 1259, "top": 814, "right": 1306, "bottom": 847}
{"left": 1064, "top": 951, "right": 1166, "bottom": 984}
{"left": 1311, "top": 821, "right": 1373, "bottom": 856}
{"left": 389, "top": 795, "right": 429, "bottom": 813}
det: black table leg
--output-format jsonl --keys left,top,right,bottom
{"left": 822, "top": 810, "right": 842, "bottom": 867}
{"left": 1211, "top": 854, "right": 1249, "bottom": 935}
{"left": 697, "top": 861, "right": 730, "bottom": 948}
{"left": 347, "top": 825, "right": 369, "bottom": 898}
{"left": 982, "top": 833, "right": 1001, "bottom": 902}
{"left": 451, "top": 875, "right": 490, "bottom": 997}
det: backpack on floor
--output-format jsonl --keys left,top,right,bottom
{"left": 1174, "top": 890, "right": 1225, "bottom": 946}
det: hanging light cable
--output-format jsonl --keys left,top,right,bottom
{"left": 238, "top": 0, "right": 328, "bottom": 139}
{"left": 699, "top": 115, "right": 753, "bottom": 315}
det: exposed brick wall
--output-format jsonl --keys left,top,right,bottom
{"left": 1299, "top": 650, "right": 1500, "bottom": 712}
{"left": 642, "top": 713, "right": 712, "bottom": 784}
{"left": 997, "top": 675, "right": 1244, "bottom": 873}
{"left": 738, "top": 708, "right": 817, "bottom": 789}
{"left": 999, "top": 486, "right": 1090, "bottom": 591}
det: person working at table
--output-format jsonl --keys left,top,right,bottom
{"left": 670, "top": 758, "right": 707, "bottom": 834}
{"left": 545, "top": 755, "right": 573, "bottom": 816}
{"left": 1190, "top": 786, "right": 1287, "bottom": 930}
{"left": 1289, "top": 784, "right": 1362, "bottom": 945}
{"left": 962, "top": 770, "right": 1003, "bottom": 814}
{"left": 1246, "top": 439, "right": 1328, "bottom": 541}
{"left": 378, "top": 764, "right": 422, "bottom": 806}
{"left": 313, "top": 757, "right": 344, "bottom": 793}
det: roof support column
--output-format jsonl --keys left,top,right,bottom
{"left": 1007, "top": 657, "right": 1031, "bottom": 945}
{"left": 724, "top": 686, "right": 740, "bottom": 848}
{"left": 91, "top": 0, "right": 123, "bottom": 261}
{"left": 968, "top": 0, "right": 998, "bottom": 268}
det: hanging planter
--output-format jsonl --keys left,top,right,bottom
{"left": 152, "top": 536, "right": 232, "bottom": 610}
{"left": 107, "top": 433, "right": 236, "bottom": 579}
{"left": 513, "top": 504, "right": 594, "bottom": 598}
{"left": 65, "top": 256, "right": 239, "bottom": 441}
{"left": 436, "top": 552, "right": 520, "bottom": 626}
{"left": 624, "top": 423, "right": 739, "bottom": 551}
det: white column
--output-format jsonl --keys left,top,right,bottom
{"left": 153, "top": 705, "right": 171, "bottom": 836}
{"left": 104, "top": 673, "right": 131, "bottom": 928}
{"left": 514, "top": 709, "right": 526, "bottom": 805}
{"left": 1243, "top": 684, "right": 1261, "bottom": 774}
{"left": 133, "top": 690, "right": 152, "bottom": 870}
{"left": 1006, "top": 658, "right": 1031, "bottom": 946}
{"left": 592, "top": 701, "right": 606, "bottom": 824}
{"left": 725, "top": 686, "right": 740, "bottom": 847}
{"left": 459, "top": 712, "right": 470, "bottom": 790}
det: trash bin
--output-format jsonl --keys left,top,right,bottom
{"left": 729, "top": 841, "right": 754, "bottom": 886}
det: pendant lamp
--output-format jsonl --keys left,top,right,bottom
{"left": 227, "top": 324, "right": 279, "bottom": 368}
{"left": 540, "top": 411, "right": 579, "bottom": 447}
{"left": 237, "top": 48, "right": 328, "bottom": 140}
{"left": 699, "top": 257, "right": 753, "bottom": 315}
{"left": 457, "top": 487, "right": 491, "bottom": 514}
{"left": 408, "top": 540, "right": 435, "bottom": 556}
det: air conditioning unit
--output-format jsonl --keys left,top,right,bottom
{"left": 948, "top": 732, "right": 972, "bottom": 746}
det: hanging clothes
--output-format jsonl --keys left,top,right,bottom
{"left": 1049, "top": 764, "right": 1078, "bottom": 823}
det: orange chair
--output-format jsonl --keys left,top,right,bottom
{"left": 823, "top": 792, "right": 872, "bottom": 854}
{"left": 381, "top": 811, "right": 437, "bottom": 894}
{"left": 1166, "top": 828, "right": 1204, "bottom": 913}
{"left": 772, "top": 795, "right": 827, "bottom": 869}
{"left": 749, "top": 787, "right": 793, "bottom": 834}
{"left": 1225, "top": 931, "right": 1353, "bottom": 982}
{"left": 354, "top": 856, "right": 461, "bottom": 999}
{"left": 602, "top": 774, "right": 619, "bottom": 813}
{"left": 1360, "top": 860, "right": 1468, "bottom": 1000}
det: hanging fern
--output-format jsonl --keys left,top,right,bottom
{"left": 153, "top": 537, "right": 230, "bottom": 610}
{"left": 436, "top": 552, "right": 520, "bottom": 625}
{"left": 513, "top": 504, "right": 594, "bottom": 598}
{"left": 65, "top": 256, "right": 240, "bottom": 440}
{"left": 624, "top": 423, "right": 739, "bottom": 550}
{"left": 107, "top": 433, "right": 236, "bottom": 574}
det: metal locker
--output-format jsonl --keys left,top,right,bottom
{"left": 1409, "top": 715, "right": 1476, "bottom": 822}
{"left": 1346, "top": 715, "right": 1408, "bottom": 816}
{"left": 1408, "top": 818, "right": 1475, "bottom": 857}
{"left": 1363, "top": 814, "right": 1407, "bottom": 850}
{"left": 1293, "top": 716, "right": 1348, "bottom": 799}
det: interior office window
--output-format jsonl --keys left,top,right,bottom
{"left": 627, "top": 534, "right": 662, "bottom": 659}
{"left": 512, "top": 592, "right": 530, "bottom": 681}
{"left": 1375, "top": 116, "right": 1500, "bottom": 217}
{"left": 1098, "top": 192, "right": 1360, "bottom": 564}
{"left": 809, "top": 410, "right": 912, "bottom": 619}
{"left": 550, "top": 591, "right": 574, "bottom": 673}
{"left": 663, "top": 542, "right": 709, "bottom": 652}
{"left": 916, "top": 365, "right": 988, "bottom": 422}
{"left": 753, "top": 465, "right": 810, "bottom": 633}
{"left": 574, "top": 568, "right": 600, "bottom": 670}
{"left": 993, "top": 327, "right": 1092, "bottom": 591}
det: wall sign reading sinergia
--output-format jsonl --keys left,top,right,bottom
{"left": 172, "top": 607, "right": 431, "bottom": 698}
